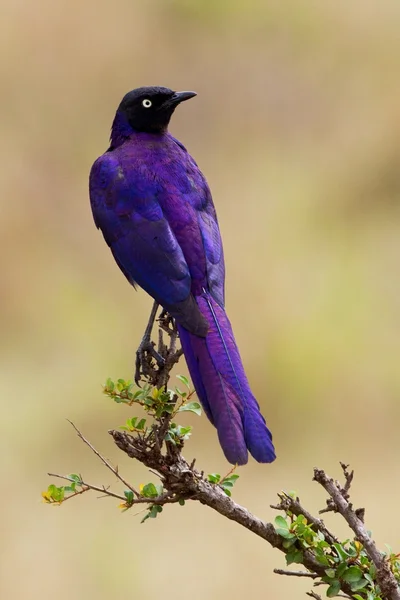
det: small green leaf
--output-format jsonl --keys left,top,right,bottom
{"left": 178, "top": 401, "right": 202, "bottom": 416}
{"left": 68, "top": 473, "right": 81, "bottom": 483}
{"left": 124, "top": 490, "right": 134, "bottom": 504}
{"left": 326, "top": 580, "right": 341, "bottom": 597}
{"left": 286, "top": 550, "right": 303, "bottom": 565}
{"left": 336, "top": 563, "right": 347, "bottom": 578}
{"left": 333, "top": 543, "right": 350, "bottom": 561}
{"left": 176, "top": 374, "right": 190, "bottom": 388}
{"left": 141, "top": 504, "right": 163, "bottom": 524}
{"left": 141, "top": 483, "right": 159, "bottom": 498}
{"left": 179, "top": 498, "right": 185, "bottom": 506}
{"left": 136, "top": 418, "right": 146, "bottom": 431}
{"left": 105, "top": 378, "right": 114, "bottom": 391}
{"left": 325, "top": 569, "right": 336, "bottom": 579}
{"left": 178, "top": 425, "right": 192, "bottom": 437}
{"left": 207, "top": 473, "right": 221, "bottom": 484}
{"left": 222, "top": 474, "right": 239, "bottom": 484}
{"left": 315, "top": 554, "right": 331, "bottom": 566}
{"left": 343, "top": 566, "right": 363, "bottom": 583}
{"left": 274, "top": 516, "right": 289, "bottom": 530}
{"left": 277, "top": 530, "right": 296, "bottom": 540}
{"left": 351, "top": 579, "right": 368, "bottom": 592}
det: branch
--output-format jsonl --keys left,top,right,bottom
{"left": 314, "top": 465, "right": 400, "bottom": 600}
{"left": 44, "top": 303, "right": 400, "bottom": 600}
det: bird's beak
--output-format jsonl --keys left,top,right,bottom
{"left": 163, "top": 91, "right": 197, "bottom": 109}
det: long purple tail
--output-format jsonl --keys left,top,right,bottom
{"left": 177, "top": 292, "right": 275, "bottom": 465}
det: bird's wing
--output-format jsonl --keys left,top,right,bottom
{"left": 170, "top": 137, "right": 225, "bottom": 307}
{"left": 197, "top": 191, "right": 225, "bottom": 308}
{"left": 89, "top": 152, "right": 208, "bottom": 335}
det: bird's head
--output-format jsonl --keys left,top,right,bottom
{"left": 114, "top": 86, "right": 197, "bottom": 136}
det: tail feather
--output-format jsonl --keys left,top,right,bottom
{"left": 178, "top": 292, "right": 275, "bottom": 465}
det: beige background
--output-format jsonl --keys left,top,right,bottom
{"left": 1, "top": 1, "right": 400, "bottom": 599}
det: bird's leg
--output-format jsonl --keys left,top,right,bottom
{"left": 135, "top": 301, "right": 165, "bottom": 385}
{"left": 135, "top": 303, "right": 184, "bottom": 389}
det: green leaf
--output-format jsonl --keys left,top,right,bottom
{"left": 164, "top": 432, "right": 176, "bottom": 445}
{"left": 63, "top": 485, "right": 76, "bottom": 493}
{"left": 105, "top": 378, "right": 114, "bottom": 391}
{"left": 286, "top": 550, "right": 303, "bottom": 565}
{"left": 333, "top": 543, "right": 350, "bottom": 561}
{"left": 222, "top": 474, "right": 239, "bottom": 484}
{"left": 276, "top": 530, "right": 295, "bottom": 540}
{"left": 325, "top": 569, "right": 336, "bottom": 579}
{"left": 140, "top": 504, "right": 163, "bottom": 524}
{"left": 351, "top": 579, "right": 368, "bottom": 592}
{"left": 154, "top": 484, "right": 164, "bottom": 496}
{"left": 179, "top": 498, "right": 185, "bottom": 506}
{"left": 124, "top": 490, "right": 134, "bottom": 504}
{"left": 315, "top": 554, "right": 331, "bottom": 567}
{"left": 343, "top": 566, "right": 363, "bottom": 583}
{"left": 207, "top": 473, "right": 221, "bottom": 484}
{"left": 178, "top": 401, "right": 202, "bottom": 416}
{"left": 178, "top": 425, "right": 192, "bottom": 437}
{"left": 141, "top": 483, "right": 159, "bottom": 498}
{"left": 176, "top": 375, "right": 190, "bottom": 388}
{"left": 68, "top": 473, "right": 81, "bottom": 483}
{"left": 326, "top": 580, "right": 341, "bottom": 597}
{"left": 136, "top": 418, "right": 146, "bottom": 431}
{"left": 274, "top": 516, "right": 289, "bottom": 530}
{"left": 336, "top": 563, "right": 347, "bottom": 578}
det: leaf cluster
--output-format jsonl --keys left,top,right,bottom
{"left": 274, "top": 510, "right": 400, "bottom": 599}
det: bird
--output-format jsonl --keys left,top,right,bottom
{"left": 89, "top": 86, "right": 276, "bottom": 465}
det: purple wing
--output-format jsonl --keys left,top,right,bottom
{"left": 89, "top": 152, "right": 208, "bottom": 335}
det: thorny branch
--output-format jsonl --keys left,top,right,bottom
{"left": 46, "top": 304, "right": 400, "bottom": 600}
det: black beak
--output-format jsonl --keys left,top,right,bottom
{"left": 163, "top": 91, "right": 197, "bottom": 109}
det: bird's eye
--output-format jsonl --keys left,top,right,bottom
{"left": 142, "top": 99, "right": 152, "bottom": 108}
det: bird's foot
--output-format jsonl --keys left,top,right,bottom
{"left": 135, "top": 336, "right": 165, "bottom": 386}
{"left": 158, "top": 309, "right": 177, "bottom": 335}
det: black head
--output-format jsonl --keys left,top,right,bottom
{"left": 117, "top": 86, "right": 197, "bottom": 134}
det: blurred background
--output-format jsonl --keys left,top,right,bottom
{"left": 1, "top": 1, "right": 400, "bottom": 598}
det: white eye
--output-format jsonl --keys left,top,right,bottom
{"left": 142, "top": 99, "right": 152, "bottom": 108}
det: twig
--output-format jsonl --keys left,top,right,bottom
{"left": 306, "top": 592, "right": 322, "bottom": 600}
{"left": 67, "top": 420, "right": 139, "bottom": 497}
{"left": 47, "top": 473, "right": 127, "bottom": 502}
{"left": 47, "top": 472, "right": 181, "bottom": 507}
{"left": 274, "top": 569, "right": 318, "bottom": 578}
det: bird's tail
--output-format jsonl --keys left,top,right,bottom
{"left": 177, "top": 292, "right": 275, "bottom": 465}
